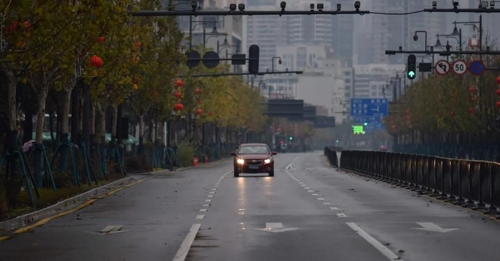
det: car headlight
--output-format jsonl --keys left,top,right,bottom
{"left": 264, "top": 159, "right": 271, "bottom": 164}
{"left": 237, "top": 158, "right": 245, "bottom": 164}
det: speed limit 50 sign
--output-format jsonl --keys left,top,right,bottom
{"left": 452, "top": 60, "right": 467, "bottom": 75}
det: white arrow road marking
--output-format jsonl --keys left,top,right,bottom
{"left": 173, "top": 224, "right": 201, "bottom": 261}
{"left": 99, "top": 225, "right": 127, "bottom": 235}
{"left": 346, "top": 222, "right": 403, "bottom": 261}
{"left": 254, "top": 223, "right": 298, "bottom": 233}
{"left": 412, "top": 222, "right": 458, "bottom": 233}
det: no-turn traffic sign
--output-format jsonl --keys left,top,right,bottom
{"left": 435, "top": 60, "right": 450, "bottom": 75}
{"left": 452, "top": 60, "right": 467, "bottom": 75}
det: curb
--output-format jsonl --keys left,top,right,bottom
{"left": 0, "top": 175, "right": 147, "bottom": 237}
{"left": 130, "top": 157, "right": 232, "bottom": 176}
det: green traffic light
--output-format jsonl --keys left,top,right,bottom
{"left": 408, "top": 71, "right": 415, "bottom": 78}
{"left": 289, "top": 136, "right": 293, "bottom": 140}
{"left": 364, "top": 122, "right": 368, "bottom": 126}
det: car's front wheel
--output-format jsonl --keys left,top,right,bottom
{"left": 234, "top": 166, "right": 240, "bottom": 177}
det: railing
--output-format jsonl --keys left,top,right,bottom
{"left": 324, "top": 148, "right": 500, "bottom": 215}
{"left": 324, "top": 146, "right": 340, "bottom": 168}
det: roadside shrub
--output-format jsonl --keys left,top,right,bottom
{"left": 125, "top": 154, "right": 152, "bottom": 173}
{"left": 177, "top": 140, "right": 195, "bottom": 167}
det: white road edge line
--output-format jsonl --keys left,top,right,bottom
{"left": 285, "top": 156, "right": 300, "bottom": 170}
{"left": 346, "top": 222, "right": 403, "bottom": 261}
{"left": 172, "top": 223, "right": 201, "bottom": 261}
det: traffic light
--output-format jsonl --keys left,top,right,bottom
{"left": 363, "top": 122, "right": 368, "bottom": 126}
{"left": 248, "top": 44, "right": 260, "bottom": 75}
{"left": 407, "top": 54, "right": 416, "bottom": 80}
{"left": 289, "top": 136, "right": 293, "bottom": 141}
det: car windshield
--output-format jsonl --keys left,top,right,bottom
{"left": 238, "top": 145, "right": 270, "bottom": 155}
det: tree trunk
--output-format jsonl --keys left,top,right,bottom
{"left": 90, "top": 101, "right": 95, "bottom": 143}
{"left": 111, "top": 105, "right": 118, "bottom": 138}
{"left": 34, "top": 85, "right": 50, "bottom": 187}
{"left": 137, "top": 115, "right": 145, "bottom": 154}
{"left": 58, "top": 89, "right": 72, "bottom": 170}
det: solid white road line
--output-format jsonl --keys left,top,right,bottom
{"left": 172, "top": 224, "right": 201, "bottom": 261}
{"left": 196, "top": 215, "right": 205, "bottom": 219}
{"left": 346, "top": 222, "right": 403, "bottom": 261}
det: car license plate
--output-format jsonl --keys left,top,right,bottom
{"left": 249, "top": 165, "right": 259, "bottom": 169}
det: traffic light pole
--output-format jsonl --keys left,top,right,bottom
{"left": 177, "top": 70, "right": 304, "bottom": 78}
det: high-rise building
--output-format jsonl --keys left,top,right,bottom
{"left": 284, "top": 1, "right": 333, "bottom": 47}
{"left": 331, "top": 0, "right": 354, "bottom": 66}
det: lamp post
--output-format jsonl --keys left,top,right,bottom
{"left": 413, "top": 30, "right": 428, "bottom": 51}
{"left": 271, "top": 56, "right": 282, "bottom": 72}
{"left": 452, "top": 15, "right": 482, "bottom": 53}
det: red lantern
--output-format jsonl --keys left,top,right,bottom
{"left": 174, "top": 103, "right": 184, "bottom": 111}
{"left": 135, "top": 41, "right": 141, "bottom": 48}
{"left": 173, "top": 91, "right": 181, "bottom": 99}
{"left": 196, "top": 108, "right": 203, "bottom": 115}
{"left": 496, "top": 76, "right": 500, "bottom": 84}
{"left": 90, "top": 55, "right": 103, "bottom": 68}
{"left": 132, "top": 78, "right": 139, "bottom": 84}
{"left": 468, "top": 86, "right": 477, "bottom": 93}
{"left": 176, "top": 79, "right": 183, "bottom": 88}
{"left": 496, "top": 101, "right": 500, "bottom": 108}
{"left": 23, "top": 21, "right": 31, "bottom": 30}
{"left": 451, "top": 111, "right": 456, "bottom": 117}
{"left": 97, "top": 36, "right": 105, "bottom": 43}
{"left": 496, "top": 89, "right": 500, "bottom": 96}
{"left": 194, "top": 88, "right": 201, "bottom": 94}
{"left": 468, "top": 107, "right": 475, "bottom": 113}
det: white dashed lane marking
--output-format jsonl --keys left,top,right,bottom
{"left": 196, "top": 215, "right": 205, "bottom": 219}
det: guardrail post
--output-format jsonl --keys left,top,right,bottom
{"left": 485, "top": 162, "right": 499, "bottom": 215}
{"left": 454, "top": 161, "right": 465, "bottom": 205}
{"left": 463, "top": 161, "right": 477, "bottom": 208}
{"left": 473, "top": 162, "right": 487, "bottom": 210}
{"left": 438, "top": 159, "right": 449, "bottom": 200}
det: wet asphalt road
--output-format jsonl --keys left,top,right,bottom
{"left": 1, "top": 152, "right": 500, "bottom": 261}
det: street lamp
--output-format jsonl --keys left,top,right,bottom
{"left": 413, "top": 30, "right": 428, "bottom": 51}
{"left": 452, "top": 16, "right": 482, "bottom": 52}
{"left": 271, "top": 56, "right": 282, "bottom": 72}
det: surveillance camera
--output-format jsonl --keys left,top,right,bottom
{"left": 413, "top": 34, "right": 418, "bottom": 41}
{"left": 452, "top": 1, "right": 459, "bottom": 8}
{"left": 310, "top": 3, "right": 315, "bottom": 11}
{"left": 238, "top": 3, "right": 245, "bottom": 11}
{"left": 191, "top": 0, "right": 197, "bottom": 11}
{"left": 354, "top": 1, "right": 360, "bottom": 11}
{"left": 432, "top": 1, "right": 437, "bottom": 9}
{"left": 317, "top": 3, "right": 324, "bottom": 11}
{"left": 279, "top": 59, "right": 282, "bottom": 64}
{"left": 280, "top": 1, "right": 286, "bottom": 10}
{"left": 229, "top": 3, "right": 236, "bottom": 11}
{"left": 399, "top": 46, "right": 402, "bottom": 51}
{"left": 337, "top": 4, "right": 341, "bottom": 11}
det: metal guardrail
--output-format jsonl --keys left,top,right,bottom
{"left": 324, "top": 148, "right": 500, "bottom": 217}
{"left": 324, "top": 146, "right": 340, "bottom": 168}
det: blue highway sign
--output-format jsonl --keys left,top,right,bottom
{"left": 352, "top": 116, "right": 382, "bottom": 123}
{"left": 350, "top": 98, "right": 389, "bottom": 117}
{"left": 469, "top": 60, "right": 485, "bottom": 75}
